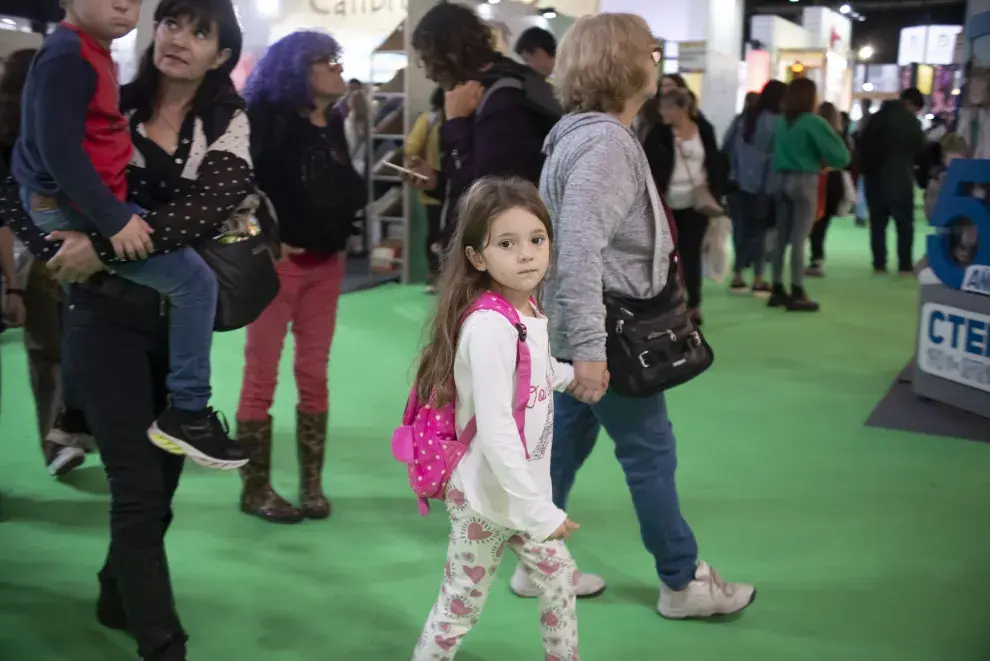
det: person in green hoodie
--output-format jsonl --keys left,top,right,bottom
{"left": 770, "top": 77, "right": 850, "bottom": 311}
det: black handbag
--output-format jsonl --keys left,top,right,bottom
{"left": 195, "top": 224, "right": 279, "bottom": 333}
{"left": 603, "top": 258, "right": 714, "bottom": 398}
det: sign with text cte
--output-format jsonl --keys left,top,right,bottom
{"left": 918, "top": 303, "right": 990, "bottom": 393}
{"left": 927, "top": 158, "right": 990, "bottom": 296}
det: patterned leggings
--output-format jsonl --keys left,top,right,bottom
{"left": 412, "top": 489, "right": 580, "bottom": 660}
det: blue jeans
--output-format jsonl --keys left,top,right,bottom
{"left": 731, "top": 191, "right": 769, "bottom": 278}
{"left": 552, "top": 390, "right": 699, "bottom": 590}
{"left": 22, "top": 187, "right": 216, "bottom": 411}
{"left": 855, "top": 177, "right": 868, "bottom": 222}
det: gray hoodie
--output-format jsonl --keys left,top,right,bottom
{"left": 540, "top": 112, "right": 676, "bottom": 363}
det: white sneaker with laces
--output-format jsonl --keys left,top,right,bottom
{"left": 658, "top": 561, "right": 755, "bottom": 619}
{"left": 509, "top": 564, "right": 607, "bottom": 598}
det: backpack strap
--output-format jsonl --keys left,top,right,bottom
{"left": 458, "top": 292, "right": 532, "bottom": 458}
{"left": 476, "top": 77, "right": 524, "bottom": 118}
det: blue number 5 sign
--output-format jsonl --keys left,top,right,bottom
{"left": 927, "top": 158, "right": 990, "bottom": 295}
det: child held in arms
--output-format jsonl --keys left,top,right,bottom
{"left": 12, "top": 0, "right": 246, "bottom": 470}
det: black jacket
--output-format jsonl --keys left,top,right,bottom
{"left": 642, "top": 114, "right": 727, "bottom": 203}
{"left": 248, "top": 101, "right": 367, "bottom": 255}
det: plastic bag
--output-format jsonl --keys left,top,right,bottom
{"left": 836, "top": 171, "right": 856, "bottom": 216}
{"left": 702, "top": 215, "right": 733, "bottom": 283}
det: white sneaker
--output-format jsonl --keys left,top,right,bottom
{"left": 658, "top": 561, "right": 755, "bottom": 619}
{"left": 509, "top": 564, "right": 607, "bottom": 598}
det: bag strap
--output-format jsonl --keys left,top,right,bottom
{"left": 476, "top": 77, "right": 524, "bottom": 118}
{"left": 457, "top": 293, "right": 531, "bottom": 458}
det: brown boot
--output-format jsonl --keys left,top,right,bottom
{"left": 237, "top": 417, "right": 303, "bottom": 524}
{"left": 296, "top": 409, "right": 331, "bottom": 519}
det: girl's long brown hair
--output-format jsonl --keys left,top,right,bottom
{"left": 414, "top": 176, "right": 554, "bottom": 407}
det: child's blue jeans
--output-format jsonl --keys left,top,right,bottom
{"left": 22, "top": 187, "right": 217, "bottom": 411}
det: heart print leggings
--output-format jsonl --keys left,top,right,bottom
{"left": 412, "top": 489, "right": 580, "bottom": 660}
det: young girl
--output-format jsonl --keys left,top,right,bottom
{"left": 411, "top": 176, "right": 603, "bottom": 660}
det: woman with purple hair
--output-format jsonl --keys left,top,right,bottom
{"left": 235, "top": 30, "right": 367, "bottom": 523}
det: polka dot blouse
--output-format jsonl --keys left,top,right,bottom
{"left": 0, "top": 109, "right": 255, "bottom": 264}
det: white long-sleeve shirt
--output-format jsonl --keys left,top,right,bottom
{"left": 450, "top": 309, "right": 574, "bottom": 542}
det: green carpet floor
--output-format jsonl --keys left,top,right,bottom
{"left": 1, "top": 221, "right": 988, "bottom": 660}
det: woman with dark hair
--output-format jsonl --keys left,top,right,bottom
{"left": 0, "top": 48, "right": 87, "bottom": 475}
{"left": 405, "top": 1, "right": 560, "bottom": 255}
{"left": 642, "top": 87, "right": 727, "bottom": 324}
{"left": 235, "top": 30, "right": 366, "bottom": 524}
{"left": 806, "top": 102, "right": 849, "bottom": 276}
{"left": 726, "top": 79, "right": 787, "bottom": 295}
{"left": 768, "top": 78, "right": 849, "bottom": 311}
{"left": 1, "top": 1, "right": 253, "bottom": 658}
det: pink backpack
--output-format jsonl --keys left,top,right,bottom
{"left": 391, "top": 292, "right": 532, "bottom": 515}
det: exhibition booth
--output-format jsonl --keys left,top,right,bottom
{"left": 745, "top": 7, "right": 853, "bottom": 112}
{"left": 912, "top": 10, "right": 990, "bottom": 420}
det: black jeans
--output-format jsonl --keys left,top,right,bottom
{"left": 808, "top": 215, "right": 832, "bottom": 263}
{"left": 65, "top": 282, "right": 187, "bottom": 660}
{"left": 671, "top": 208, "right": 709, "bottom": 309}
{"left": 730, "top": 191, "right": 770, "bottom": 278}
{"left": 864, "top": 175, "right": 915, "bottom": 271}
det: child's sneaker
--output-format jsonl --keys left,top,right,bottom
{"left": 43, "top": 441, "right": 86, "bottom": 477}
{"left": 148, "top": 406, "right": 248, "bottom": 470}
{"left": 46, "top": 408, "right": 96, "bottom": 452}
{"left": 658, "top": 561, "right": 755, "bottom": 619}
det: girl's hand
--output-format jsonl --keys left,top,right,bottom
{"left": 567, "top": 364, "right": 610, "bottom": 403}
{"left": 546, "top": 517, "right": 580, "bottom": 541}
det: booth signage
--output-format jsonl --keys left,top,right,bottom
{"left": 926, "top": 158, "right": 990, "bottom": 297}
{"left": 918, "top": 303, "right": 990, "bottom": 393}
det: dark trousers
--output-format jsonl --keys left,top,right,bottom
{"left": 809, "top": 215, "right": 832, "bottom": 263}
{"left": 729, "top": 192, "right": 770, "bottom": 278}
{"left": 22, "top": 262, "right": 64, "bottom": 444}
{"left": 65, "top": 285, "right": 187, "bottom": 660}
{"left": 552, "top": 391, "right": 699, "bottom": 590}
{"left": 425, "top": 203, "right": 443, "bottom": 276}
{"left": 864, "top": 175, "right": 915, "bottom": 272}
{"left": 671, "top": 208, "right": 709, "bottom": 309}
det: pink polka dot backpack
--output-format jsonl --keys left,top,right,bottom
{"left": 391, "top": 291, "right": 533, "bottom": 515}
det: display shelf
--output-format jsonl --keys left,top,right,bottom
{"left": 363, "top": 20, "right": 409, "bottom": 283}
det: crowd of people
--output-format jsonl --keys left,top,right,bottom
{"left": 0, "top": 0, "right": 949, "bottom": 660}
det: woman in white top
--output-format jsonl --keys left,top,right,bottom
{"left": 642, "top": 87, "right": 727, "bottom": 325}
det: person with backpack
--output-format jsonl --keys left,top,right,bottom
{"left": 404, "top": 1, "right": 561, "bottom": 260}
{"left": 235, "top": 30, "right": 367, "bottom": 525}
{"left": 397, "top": 176, "right": 600, "bottom": 660}
{"left": 857, "top": 87, "right": 926, "bottom": 274}
{"left": 1, "top": 1, "right": 254, "bottom": 657}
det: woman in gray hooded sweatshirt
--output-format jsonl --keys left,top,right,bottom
{"left": 533, "top": 12, "right": 756, "bottom": 620}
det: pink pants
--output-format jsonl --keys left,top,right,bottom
{"left": 236, "top": 254, "right": 345, "bottom": 421}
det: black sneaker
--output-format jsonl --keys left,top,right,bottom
{"left": 767, "top": 283, "right": 790, "bottom": 308}
{"left": 43, "top": 440, "right": 86, "bottom": 477}
{"left": 46, "top": 408, "right": 96, "bottom": 452}
{"left": 147, "top": 406, "right": 248, "bottom": 470}
{"left": 751, "top": 282, "right": 772, "bottom": 298}
{"left": 786, "top": 285, "right": 820, "bottom": 312}
{"left": 729, "top": 277, "right": 748, "bottom": 294}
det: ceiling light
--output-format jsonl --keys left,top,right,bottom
{"left": 839, "top": 4, "right": 851, "bottom": 14}
{"left": 541, "top": 8, "right": 557, "bottom": 18}
{"left": 862, "top": 82, "right": 874, "bottom": 92}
